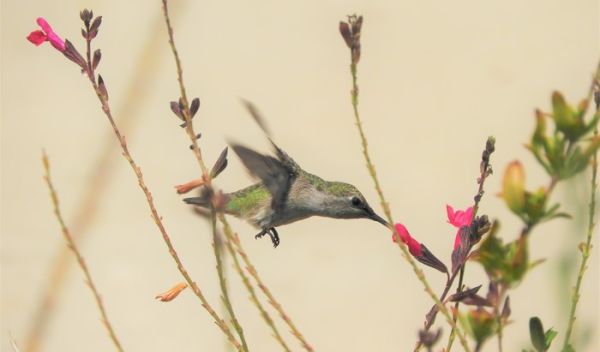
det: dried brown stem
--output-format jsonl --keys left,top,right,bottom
{"left": 23, "top": 7, "right": 185, "bottom": 350}
{"left": 219, "top": 215, "right": 315, "bottom": 352}
{"left": 220, "top": 221, "right": 292, "bottom": 352}
{"left": 160, "top": 1, "right": 249, "bottom": 349}
{"left": 42, "top": 151, "right": 124, "bottom": 352}
{"left": 80, "top": 43, "right": 242, "bottom": 349}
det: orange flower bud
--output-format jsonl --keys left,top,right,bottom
{"left": 175, "top": 178, "right": 205, "bottom": 194}
{"left": 155, "top": 282, "right": 188, "bottom": 302}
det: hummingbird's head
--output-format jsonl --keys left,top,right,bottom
{"left": 320, "top": 182, "right": 390, "bottom": 228}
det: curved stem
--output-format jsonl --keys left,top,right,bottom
{"left": 42, "top": 152, "right": 124, "bottom": 352}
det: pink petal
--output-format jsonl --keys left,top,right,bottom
{"left": 27, "top": 30, "right": 47, "bottom": 45}
{"left": 446, "top": 205, "right": 474, "bottom": 227}
{"left": 36, "top": 17, "right": 53, "bottom": 33}
{"left": 35, "top": 17, "right": 65, "bottom": 52}
{"left": 393, "top": 223, "right": 422, "bottom": 256}
{"left": 393, "top": 223, "right": 411, "bottom": 243}
{"left": 407, "top": 237, "right": 422, "bottom": 257}
{"left": 446, "top": 205, "right": 455, "bottom": 222}
{"left": 47, "top": 33, "right": 66, "bottom": 51}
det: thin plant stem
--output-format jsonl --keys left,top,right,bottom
{"left": 344, "top": 33, "right": 471, "bottom": 352}
{"left": 24, "top": 8, "right": 185, "bottom": 350}
{"left": 160, "top": 2, "right": 311, "bottom": 351}
{"left": 160, "top": 1, "right": 250, "bottom": 350}
{"left": 219, "top": 214, "right": 315, "bottom": 352}
{"left": 160, "top": 0, "right": 206, "bottom": 175}
{"left": 42, "top": 151, "right": 124, "bottom": 352}
{"left": 221, "top": 221, "right": 293, "bottom": 352}
{"left": 444, "top": 139, "right": 494, "bottom": 351}
{"left": 562, "top": 85, "right": 599, "bottom": 350}
{"left": 443, "top": 267, "right": 464, "bottom": 352}
{"left": 79, "top": 42, "right": 243, "bottom": 350}
{"left": 211, "top": 214, "right": 249, "bottom": 351}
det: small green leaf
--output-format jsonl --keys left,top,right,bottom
{"left": 544, "top": 328, "right": 557, "bottom": 349}
{"left": 529, "top": 317, "right": 546, "bottom": 352}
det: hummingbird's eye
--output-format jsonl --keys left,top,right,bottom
{"left": 351, "top": 197, "right": 362, "bottom": 207}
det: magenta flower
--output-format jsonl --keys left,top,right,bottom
{"left": 446, "top": 205, "right": 474, "bottom": 249}
{"left": 393, "top": 223, "right": 422, "bottom": 256}
{"left": 27, "top": 18, "right": 66, "bottom": 52}
{"left": 393, "top": 223, "right": 448, "bottom": 274}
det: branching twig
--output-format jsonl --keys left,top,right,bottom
{"left": 221, "top": 222, "right": 292, "bottom": 352}
{"left": 160, "top": 1, "right": 250, "bottom": 350}
{"left": 73, "top": 15, "right": 243, "bottom": 348}
{"left": 562, "top": 71, "right": 600, "bottom": 350}
{"left": 42, "top": 151, "right": 124, "bottom": 352}
{"left": 340, "top": 15, "right": 471, "bottom": 352}
{"left": 161, "top": 2, "right": 312, "bottom": 350}
{"left": 219, "top": 214, "right": 315, "bottom": 352}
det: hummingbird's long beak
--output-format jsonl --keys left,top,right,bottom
{"left": 368, "top": 210, "right": 390, "bottom": 228}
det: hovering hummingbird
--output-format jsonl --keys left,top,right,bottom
{"left": 184, "top": 140, "right": 389, "bottom": 247}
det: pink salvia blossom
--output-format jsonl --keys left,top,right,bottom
{"left": 446, "top": 205, "right": 474, "bottom": 249}
{"left": 393, "top": 223, "right": 422, "bottom": 257}
{"left": 26, "top": 17, "right": 66, "bottom": 52}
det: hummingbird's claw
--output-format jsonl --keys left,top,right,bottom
{"left": 255, "top": 228, "right": 267, "bottom": 240}
{"left": 268, "top": 227, "right": 280, "bottom": 248}
{"left": 254, "top": 227, "right": 280, "bottom": 248}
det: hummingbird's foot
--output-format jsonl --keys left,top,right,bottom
{"left": 254, "top": 228, "right": 268, "bottom": 240}
{"left": 254, "top": 227, "right": 280, "bottom": 248}
{"left": 268, "top": 227, "right": 280, "bottom": 248}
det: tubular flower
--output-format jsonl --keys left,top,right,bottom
{"left": 27, "top": 17, "right": 66, "bottom": 52}
{"left": 393, "top": 223, "right": 447, "bottom": 274}
{"left": 393, "top": 223, "right": 422, "bottom": 256}
{"left": 446, "top": 205, "right": 474, "bottom": 249}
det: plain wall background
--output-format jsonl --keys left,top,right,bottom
{"left": 2, "top": 0, "right": 599, "bottom": 351}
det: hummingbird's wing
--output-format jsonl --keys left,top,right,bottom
{"left": 231, "top": 144, "right": 298, "bottom": 214}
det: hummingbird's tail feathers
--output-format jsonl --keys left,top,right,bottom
{"left": 183, "top": 186, "right": 214, "bottom": 208}
{"left": 183, "top": 195, "right": 210, "bottom": 208}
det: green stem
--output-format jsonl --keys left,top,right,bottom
{"left": 562, "top": 129, "right": 598, "bottom": 350}
{"left": 348, "top": 59, "right": 471, "bottom": 352}
{"left": 160, "top": 1, "right": 249, "bottom": 350}
{"left": 218, "top": 215, "right": 314, "bottom": 352}
{"left": 42, "top": 152, "right": 124, "bottom": 352}
{"left": 211, "top": 214, "right": 249, "bottom": 351}
{"left": 219, "top": 216, "right": 292, "bottom": 352}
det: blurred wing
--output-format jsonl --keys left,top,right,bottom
{"left": 231, "top": 144, "right": 297, "bottom": 212}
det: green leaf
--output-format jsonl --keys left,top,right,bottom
{"left": 529, "top": 317, "right": 546, "bottom": 351}
{"left": 544, "top": 328, "right": 557, "bottom": 349}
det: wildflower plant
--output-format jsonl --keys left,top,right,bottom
{"left": 25, "top": 5, "right": 598, "bottom": 352}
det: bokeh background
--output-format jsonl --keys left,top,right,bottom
{"left": 2, "top": 0, "right": 599, "bottom": 351}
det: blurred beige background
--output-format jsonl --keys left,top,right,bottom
{"left": 1, "top": 0, "right": 599, "bottom": 351}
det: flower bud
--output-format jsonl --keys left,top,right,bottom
{"left": 500, "top": 161, "right": 526, "bottom": 215}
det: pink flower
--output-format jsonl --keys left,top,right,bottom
{"left": 393, "top": 223, "right": 422, "bottom": 257}
{"left": 27, "top": 18, "right": 66, "bottom": 52}
{"left": 446, "top": 205, "right": 474, "bottom": 249}
{"left": 392, "top": 223, "right": 448, "bottom": 274}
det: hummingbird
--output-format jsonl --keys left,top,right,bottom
{"left": 183, "top": 140, "right": 389, "bottom": 247}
